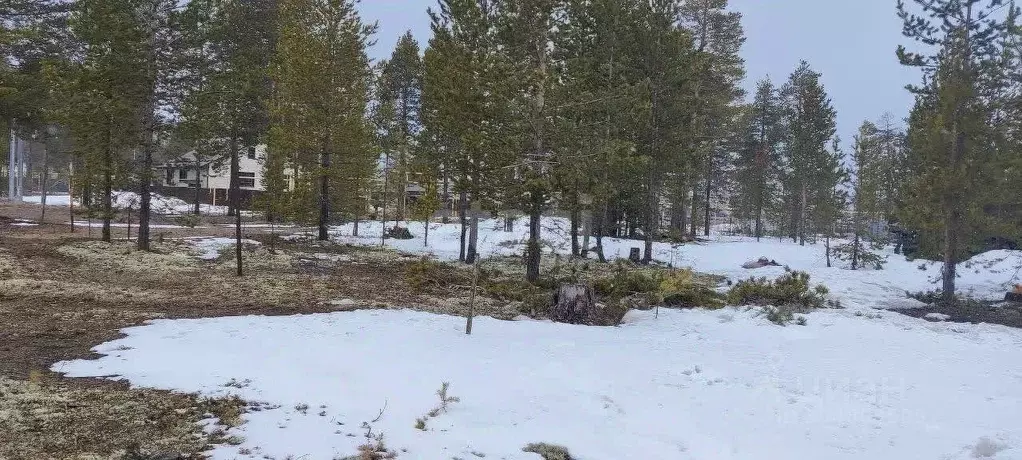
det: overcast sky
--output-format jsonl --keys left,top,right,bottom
{"left": 357, "top": 0, "right": 920, "bottom": 145}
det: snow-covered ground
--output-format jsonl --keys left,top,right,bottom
{"left": 182, "top": 237, "right": 262, "bottom": 260}
{"left": 52, "top": 217, "right": 1022, "bottom": 459}
{"left": 54, "top": 308, "right": 1022, "bottom": 460}
{"left": 63, "top": 220, "right": 200, "bottom": 229}
{"left": 327, "top": 218, "right": 1021, "bottom": 306}
{"left": 21, "top": 192, "right": 232, "bottom": 215}
{"left": 20, "top": 194, "right": 73, "bottom": 206}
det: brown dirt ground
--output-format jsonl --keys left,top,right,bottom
{"left": 892, "top": 300, "right": 1022, "bottom": 327}
{"left": 0, "top": 201, "right": 490, "bottom": 460}
{"left": 0, "top": 200, "right": 722, "bottom": 459}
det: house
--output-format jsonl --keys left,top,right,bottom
{"left": 153, "top": 146, "right": 297, "bottom": 209}
{"left": 155, "top": 146, "right": 279, "bottom": 192}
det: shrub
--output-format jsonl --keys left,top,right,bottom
{"left": 175, "top": 213, "right": 202, "bottom": 228}
{"left": 522, "top": 443, "right": 575, "bottom": 460}
{"left": 832, "top": 240, "right": 887, "bottom": 270}
{"left": 907, "top": 290, "right": 943, "bottom": 305}
{"left": 591, "top": 267, "right": 725, "bottom": 310}
{"left": 591, "top": 268, "right": 659, "bottom": 299}
{"left": 662, "top": 284, "right": 725, "bottom": 309}
{"left": 727, "top": 271, "right": 828, "bottom": 311}
{"left": 384, "top": 226, "right": 413, "bottom": 240}
{"left": 761, "top": 306, "right": 809, "bottom": 326}
{"left": 907, "top": 290, "right": 990, "bottom": 308}
{"left": 404, "top": 258, "right": 472, "bottom": 294}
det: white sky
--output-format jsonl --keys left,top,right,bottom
{"left": 358, "top": 0, "right": 921, "bottom": 145}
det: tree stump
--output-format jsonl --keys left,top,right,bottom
{"left": 550, "top": 284, "right": 627, "bottom": 326}
{"left": 628, "top": 247, "right": 641, "bottom": 263}
{"left": 1006, "top": 285, "right": 1022, "bottom": 303}
{"left": 551, "top": 284, "right": 598, "bottom": 325}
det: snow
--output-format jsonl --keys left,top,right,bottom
{"left": 925, "top": 312, "right": 952, "bottom": 322}
{"left": 64, "top": 220, "right": 199, "bottom": 229}
{"left": 21, "top": 192, "right": 232, "bottom": 215}
{"left": 329, "top": 218, "right": 1022, "bottom": 306}
{"left": 182, "top": 237, "right": 261, "bottom": 260}
{"left": 49, "top": 217, "right": 1022, "bottom": 459}
{"left": 53, "top": 308, "right": 1022, "bottom": 460}
{"left": 20, "top": 194, "right": 72, "bottom": 206}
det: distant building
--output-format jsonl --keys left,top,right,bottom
{"left": 154, "top": 146, "right": 286, "bottom": 192}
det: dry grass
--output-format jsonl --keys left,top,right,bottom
{"left": 0, "top": 377, "right": 244, "bottom": 460}
{"left": 0, "top": 216, "right": 727, "bottom": 460}
{"left": 57, "top": 240, "right": 199, "bottom": 273}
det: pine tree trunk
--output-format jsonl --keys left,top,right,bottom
{"left": 137, "top": 133, "right": 153, "bottom": 251}
{"left": 704, "top": 162, "right": 712, "bottom": 237}
{"left": 68, "top": 160, "right": 74, "bottom": 233}
{"left": 40, "top": 140, "right": 48, "bottom": 223}
{"left": 570, "top": 205, "right": 580, "bottom": 257}
{"left": 441, "top": 170, "right": 450, "bottom": 224}
{"left": 458, "top": 190, "right": 467, "bottom": 262}
{"left": 397, "top": 146, "right": 407, "bottom": 222}
{"left": 798, "top": 184, "right": 807, "bottom": 246}
{"left": 101, "top": 123, "right": 113, "bottom": 243}
{"left": 689, "top": 182, "right": 699, "bottom": 237}
{"left": 581, "top": 210, "right": 591, "bottom": 258}
{"left": 643, "top": 171, "right": 656, "bottom": 263}
{"left": 595, "top": 203, "right": 607, "bottom": 263}
{"left": 382, "top": 151, "right": 390, "bottom": 233}
{"left": 825, "top": 234, "right": 831, "bottom": 268}
{"left": 525, "top": 21, "right": 548, "bottom": 282}
{"left": 527, "top": 207, "right": 541, "bottom": 281}
{"left": 755, "top": 132, "right": 767, "bottom": 241}
{"left": 467, "top": 211, "right": 479, "bottom": 264}
{"left": 678, "top": 191, "right": 688, "bottom": 236}
{"left": 852, "top": 230, "right": 860, "bottom": 270}
{"left": 669, "top": 200, "right": 684, "bottom": 233}
{"left": 230, "top": 134, "right": 242, "bottom": 276}
{"left": 942, "top": 212, "right": 958, "bottom": 300}
{"left": 318, "top": 138, "right": 331, "bottom": 241}
{"left": 194, "top": 159, "right": 201, "bottom": 215}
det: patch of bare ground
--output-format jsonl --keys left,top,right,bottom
{"left": 0, "top": 209, "right": 724, "bottom": 458}
{"left": 0, "top": 376, "right": 245, "bottom": 460}
{"left": 893, "top": 301, "right": 1022, "bottom": 328}
{"left": 0, "top": 215, "right": 519, "bottom": 458}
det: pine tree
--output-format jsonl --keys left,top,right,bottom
{"left": 778, "top": 61, "right": 837, "bottom": 245}
{"left": 423, "top": 0, "right": 515, "bottom": 264}
{"left": 554, "top": 0, "right": 643, "bottom": 262}
{"left": 732, "top": 78, "right": 783, "bottom": 239}
{"left": 897, "top": 0, "right": 1012, "bottom": 301}
{"left": 839, "top": 120, "right": 890, "bottom": 270}
{"left": 813, "top": 137, "right": 849, "bottom": 267}
{"left": 496, "top": 0, "right": 562, "bottom": 281}
{"left": 48, "top": 0, "right": 169, "bottom": 243}
{"left": 177, "top": 0, "right": 275, "bottom": 272}
{"left": 269, "top": 0, "right": 375, "bottom": 242}
{"left": 632, "top": 0, "right": 695, "bottom": 262}
{"left": 377, "top": 32, "right": 423, "bottom": 225}
{"left": 678, "top": 0, "right": 746, "bottom": 237}
{"left": 134, "top": 0, "right": 178, "bottom": 251}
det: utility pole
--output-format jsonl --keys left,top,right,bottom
{"left": 8, "top": 126, "right": 24, "bottom": 202}
{"left": 7, "top": 126, "right": 14, "bottom": 199}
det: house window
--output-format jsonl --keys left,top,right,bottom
{"left": 165, "top": 169, "right": 173, "bottom": 184}
{"left": 179, "top": 169, "right": 188, "bottom": 180}
{"left": 238, "top": 172, "right": 256, "bottom": 188}
{"left": 247, "top": 147, "right": 256, "bottom": 160}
